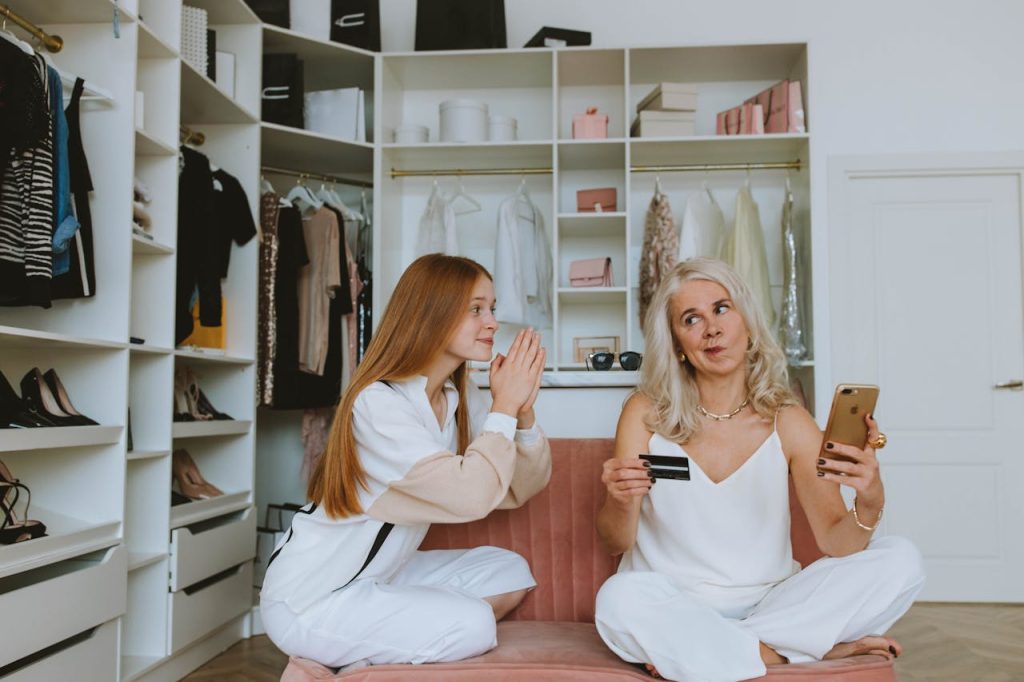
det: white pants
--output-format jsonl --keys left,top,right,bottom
{"left": 595, "top": 536, "right": 926, "bottom": 682}
{"left": 261, "top": 546, "right": 536, "bottom": 669}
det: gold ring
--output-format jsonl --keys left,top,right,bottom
{"left": 869, "top": 433, "right": 887, "bottom": 450}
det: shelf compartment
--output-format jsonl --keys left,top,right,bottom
{"left": 558, "top": 213, "right": 627, "bottom": 238}
{"left": 168, "top": 561, "right": 253, "bottom": 654}
{"left": 0, "top": 425, "right": 122, "bottom": 453}
{"left": 134, "top": 127, "right": 177, "bottom": 156}
{"left": 128, "top": 551, "right": 167, "bottom": 572}
{"left": 169, "top": 506, "right": 256, "bottom": 591}
{"left": 180, "top": 60, "right": 257, "bottom": 125}
{"left": 557, "top": 287, "right": 629, "bottom": 305}
{"left": 630, "top": 133, "right": 809, "bottom": 168}
{"left": 0, "top": 545, "right": 125, "bottom": 668}
{"left": 261, "top": 122, "right": 374, "bottom": 178}
{"left": 131, "top": 232, "right": 174, "bottom": 254}
{"left": 169, "top": 491, "right": 251, "bottom": 529}
{"left": 558, "top": 139, "right": 627, "bottom": 170}
{"left": 557, "top": 50, "right": 626, "bottom": 140}
{"left": 263, "top": 24, "right": 375, "bottom": 92}
{"left": 0, "top": 511, "right": 120, "bottom": 580}
{"left": 171, "top": 420, "right": 252, "bottom": 439}
{"left": 2, "top": 620, "right": 118, "bottom": 682}
{"left": 138, "top": 20, "right": 177, "bottom": 59}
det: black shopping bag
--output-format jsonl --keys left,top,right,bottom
{"left": 261, "top": 53, "right": 304, "bottom": 129}
{"left": 244, "top": 0, "right": 289, "bottom": 28}
{"left": 415, "top": 0, "right": 506, "bottom": 51}
{"left": 330, "top": 0, "right": 381, "bottom": 52}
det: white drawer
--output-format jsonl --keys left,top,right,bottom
{"left": 0, "top": 620, "right": 117, "bottom": 682}
{"left": 0, "top": 545, "right": 125, "bottom": 668}
{"left": 169, "top": 506, "right": 257, "bottom": 591}
{"left": 168, "top": 561, "right": 253, "bottom": 654}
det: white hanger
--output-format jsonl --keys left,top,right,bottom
{"left": 0, "top": 21, "right": 34, "bottom": 55}
{"left": 449, "top": 176, "right": 481, "bottom": 215}
{"left": 260, "top": 175, "right": 275, "bottom": 194}
{"left": 286, "top": 177, "right": 324, "bottom": 212}
{"left": 654, "top": 174, "right": 663, "bottom": 196}
{"left": 514, "top": 176, "right": 535, "bottom": 224}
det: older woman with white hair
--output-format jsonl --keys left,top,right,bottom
{"left": 594, "top": 258, "right": 925, "bottom": 682}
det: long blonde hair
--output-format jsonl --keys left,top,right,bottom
{"left": 638, "top": 257, "right": 794, "bottom": 442}
{"left": 307, "top": 254, "right": 492, "bottom": 518}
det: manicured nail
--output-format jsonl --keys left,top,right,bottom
{"left": 642, "top": 461, "right": 651, "bottom": 468}
{"left": 650, "top": 477, "right": 657, "bottom": 484}
{"left": 889, "top": 645, "right": 897, "bottom": 656}
{"left": 825, "top": 442, "right": 834, "bottom": 450}
{"left": 647, "top": 471, "right": 655, "bottom": 480}
{"left": 816, "top": 471, "right": 824, "bottom": 477}
{"left": 817, "top": 458, "right": 826, "bottom": 465}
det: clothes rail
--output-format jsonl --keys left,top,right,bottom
{"left": 631, "top": 160, "right": 802, "bottom": 173}
{"left": 262, "top": 165, "right": 373, "bottom": 189}
{"left": 180, "top": 125, "right": 205, "bottom": 146}
{"left": 389, "top": 167, "right": 552, "bottom": 179}
{"left": 0, "top": 4, "right": 63, "bottom": 52}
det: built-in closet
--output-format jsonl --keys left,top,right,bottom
{"left": 0, "top": 1, "right": 822, "bottom": 676}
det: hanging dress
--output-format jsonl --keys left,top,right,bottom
{"left": 677, "top": 184, "right": 726, "bottom": 261}
{"left": 779, "top": 182, "right": 807, "bottom": 361}
{"left": 415, "top": 184, "right": 457, "bottom": 256}
{"left": 721, "top": 184, "right": 775, "bottom": 327}
{"left": 638, "top": 187, "right": 678, "bottom": 326}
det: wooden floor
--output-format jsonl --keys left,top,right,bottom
{"left": 183, "top": 604, "right": 1024, "bottom": 681}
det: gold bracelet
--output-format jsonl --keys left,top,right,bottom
{"left": 852, "top": 499, "right": 883, "bottom": 531}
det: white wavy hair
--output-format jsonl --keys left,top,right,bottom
{"left": 638, "top": 257, "right": 794, "bottom": 442}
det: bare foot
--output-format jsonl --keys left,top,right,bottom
{"left": 823, "top": 636, "right": 901, "bottom": 661}
{"left": 643, "top": 663, "right": 662, "bottom": 678}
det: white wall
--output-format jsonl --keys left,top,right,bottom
{"left": 256, "top": 0, "right": 1024, "bottom": 510}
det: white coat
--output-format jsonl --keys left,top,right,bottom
{"left": 493, "top": 188, "right": 553, "bottom": 328}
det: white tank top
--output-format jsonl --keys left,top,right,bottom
{"left": 618, "top": 421, "right": 800, "bottom": 617}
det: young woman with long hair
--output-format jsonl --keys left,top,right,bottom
{"left": 594, "top": 258, "right": 925, "bottom": 682}
{"left": 260, "top": 254, "right": 551, "bottom": 670}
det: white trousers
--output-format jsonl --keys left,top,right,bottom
{"left": 261, "top": 546, "right": 536, "bottom": 669}
{"left": 595, "top": 536, "right": 926, "bottom": 682}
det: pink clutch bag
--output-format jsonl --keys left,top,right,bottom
{"left": 569, "top": 257, "right": 613, "bottom": 287}
{"left": 572, "top": 107, "right": 609, "bottom": 139}
{"left": 576, "top": 187, "right": 617, "bottom": 212}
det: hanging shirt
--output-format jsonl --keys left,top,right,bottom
{"left": 721, "top": 185, "right": 775, "bottom": 327}
{"left": 678, "top": 186, "right": 726, "bottom": 261}
{"left": 415, "top": 186, "right": 457, "bottom": 256}
{"left": 494, "top": 190, "right": 553, "bottom": 328}
{"left": 46, "top": 66, "right": 78, "bottom": 278}
{"left": 297, "top": 207, "right": 342, "bottom": 376}
{"left": 261, "top": 376, "right": 551, "bottom": 616}
{"left": 639, "top": 189, "right": 678, "bottom": 325}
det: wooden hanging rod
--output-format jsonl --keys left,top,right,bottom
{"left": 179, "top": 125, "right": 205, "bottom": 146}
{"left": 631, "top": 160, "right": 802, "bottom": 173}
{"left": 261, "top": 165, "right": 373, "bottom": 189}
{"left": 0, "top": 5, "right": 63, "bottom": 53}
{"left": 390, "top": 167, "right": 552, "bottom": 179}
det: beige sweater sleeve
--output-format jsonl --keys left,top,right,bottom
{"left": 497, "top": 431, "right": 552, "bottom": 510}
{"left": 366, "top": 432, "right": 518, "bottom": 525}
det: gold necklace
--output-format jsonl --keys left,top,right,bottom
{"left": 697, "top": 398, "right": 750, "bottom": 421}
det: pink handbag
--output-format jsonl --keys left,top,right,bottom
{"left": 572, "top": 107, "right": 609, "bottom": 139}
{"left": 744, "top": 80, "right": 805, "bottom": 133}
{"left": 576, "top": 187, "right": 617, "bottom": 212}
{"left": 569, "top": 257, "right": 613, "bottom": 287}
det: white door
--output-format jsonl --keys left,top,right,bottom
{"left": 829, "top": 155, "right": 1024, "bottom": 602}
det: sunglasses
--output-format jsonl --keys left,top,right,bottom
{"left": 586, "top": 351, "right": 643, "bottom": 371}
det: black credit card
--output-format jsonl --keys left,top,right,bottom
{"left": 639, "top": 453, "right": 690, "bottom": 481}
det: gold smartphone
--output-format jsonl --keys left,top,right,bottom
{"left": 820, "top": 384, "right": 880, "bottom": 460}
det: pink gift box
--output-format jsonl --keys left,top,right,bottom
{"left": 572, "top": 107, "right": 609, "bottom": 139}
{"left": 744, "top": 80, "right": 805, "bottom": 133}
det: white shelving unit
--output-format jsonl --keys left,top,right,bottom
{"left": 376, "top": 42, "right": 817, "bottom": 405}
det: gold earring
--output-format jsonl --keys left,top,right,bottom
{"left": 678, "top": 352, "right": 687, "bottom": 363}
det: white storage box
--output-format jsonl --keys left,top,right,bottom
{"left": 395, "top": 124, "right": 429, "bottom": 144}
{"left": 488, "top": 114, "right": 517, "bottom": 141}
{"left": 290, "top": 0, "right": 331, "bottom": 41}
{"left": 180, "top": 5, "right": 208, "bottom": 74}
{"left": 304, "top": 87, "right": 366, "bottom": 142}
{"left": 631, "top": 110, "right": 697, "bottom": 138}
{"left": 440, "top": 99, "right": 488, "bottom": 143}
{"left": 215, "top": 51, "right": 236, "bottom": 98}
{"left": 637, "top": 82, "right": 699, "bottom": 113}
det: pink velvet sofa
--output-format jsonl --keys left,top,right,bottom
{"left": 281, "top": 439, "right": 896, "bottom": 681}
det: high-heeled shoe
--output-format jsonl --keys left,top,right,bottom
{"left": 0, "top": 370, "right": 55, "bottom": 428}
{"left": 0, "top": 460, "right": 47, "bottom": 544}
{"left": 172, "top": 449, "right": 224, "bottom": 499}
{"left": 19, "top": 368, "right": 81, "bottom": 427}
{"left": 42, "top": 369, "right": 98, "bottom": 425}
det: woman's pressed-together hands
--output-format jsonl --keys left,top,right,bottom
{"left": 489, "top": 329, "right": 545, "bottom": 428}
